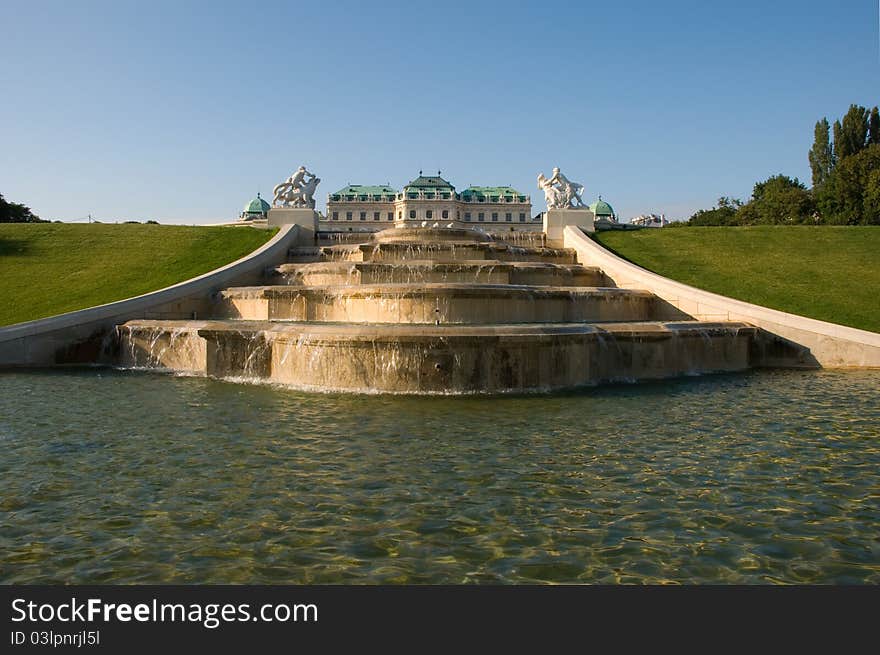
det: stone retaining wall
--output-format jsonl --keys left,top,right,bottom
{"left": 0, "top": 224, "right": 300, "bottom": 366}
{"left": 564, "top": 226, "right": 880, "bottom": 368}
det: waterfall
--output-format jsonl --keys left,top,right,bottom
{"left": 114, "top": 223, "right": 760, "bottom": 393}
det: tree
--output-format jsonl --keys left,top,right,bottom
{"left": 751, "top": 174, "right": 806, "bottom": 200}
{"left": 688, "top": 197, "right": 742, "bottom": 226}
{"left": 808, "top": 118, "right": 833, "bottom": 187}
{"left": 864, "top": 168, "right": 880, "bottom": 220}
{"left": 816, "top": 143, "right": 880, "bottom": 224}
{"left": 738, "top": 175, "right": 815, "bottom": 225}
{"left": 0, "top": 193, "right": 44, "bottom": 223}
{"left": 832, "top": 119, "right": 843, "bottom": 166}
{"left": 835, "top": 104, "right": 869, "bottom": 160}
{"left": 869, "top": 106, "right": 880, "bottom": 146}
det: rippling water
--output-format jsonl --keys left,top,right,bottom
{"left": 1, "top": 369, "right": 878, "bottom": 584}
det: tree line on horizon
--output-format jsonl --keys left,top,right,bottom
{"left": 686, "top": 104, "right": 880, "bottom": 226}
{"left": 0, "top": 193, "right": 45, "bottom": 223}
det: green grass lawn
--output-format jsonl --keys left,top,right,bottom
{"left": 0, "top": 223, "right": 276, "bottom": 326}
{"left": 595, "top": 226, "right": 880, "bottom": 334}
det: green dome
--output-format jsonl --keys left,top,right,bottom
{"left": 588, "top": 197, "right": 615, "bottom": 218}
{"left": 244, "top": 193, "right": 270, "bottom": 214}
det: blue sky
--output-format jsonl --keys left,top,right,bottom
{"left": 1, "top": 0, "right": 878, "bottom": 222}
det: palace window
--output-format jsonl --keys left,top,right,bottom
{"left": 464, "top": 212, "right": 471, "bottom": 221}
{"left": 398, "top": 211, "right": 403, "bottom": 219}
{"left": 332, "top": 211, "right": 339, "bottom": 220}
{"left": 442, "top": 210, "right": 448, "bottom": 219}
{"left": 409, "top": 210, "right": 416, "bottom": 219}
{"left": 426, "top": 210, "right": 433, "bottom": 219}
{"left": 360, "top": 212, "right": 366, "bottom": 221}
{"left": 387, "top": 212, "right": 393, "bottom": 221}
{"left": 478, "top": 212, "right": 484, "bottom": 222}
{"left": 519, "top": 213, "right": 526, "bottom": 222}
{"left": 492, "top": 212, "right": 498, "bottom": 222}
{"left": 505, "top": 213, "right": 512, "bottom": 221}
{"left": 346, "top": 212, "right": 352, "bottom": 221}
{"left": 374, "top": 212, "right": 380, "bottom": 221}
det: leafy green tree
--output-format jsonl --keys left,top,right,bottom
{"left": 816, "top": 144, "right": 880, "bottom": 224}
{"left": 808, "top": 118, "right": 833, "bottom": 187}
{"left": 869, "top": 106, "right": 880, "bottom": 146}
{"left": 864, "top": 168, "right": 880, "bottom": 220}
{"left": 751, "top": 174, "right": 806, "bottom": 200}
{"left": 0, "top": 193, "right": 44, "bottom": 223}
{"left": 738, "top": 175, "right": 816, "bottom": 225}
{"left": 832, "top": 119, "right": 843, "bottom": 166}
{"left": 688, "top": 197, "right": 742, "bottom": 226}
{"left": 835, "top": 104, "right": 869, "bottom": 160}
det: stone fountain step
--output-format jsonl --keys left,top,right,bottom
{"left": 315, "top": 229, "right": 547, "bottom": 248}
{"left": 213, "top": 284, "right": 660, "bottom": 324}
{"left": 117, "top": 319, "right": 759, "bottom": 393}
{"left": 287, "top": 242, "right": 578, "bottom": 264}
{"left": 371, "top": 227, "right": 495, "bottom": 243}
{"left": 268, "top": 260, "right": 612, "bottom": 287}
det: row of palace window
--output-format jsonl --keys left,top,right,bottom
{"left": 329, "top": 210, "right": 530, "bottom": 222}
{"left": 332, "top": 194, "right": 528, "bottom": 203}
{"left": 464, "top": 212, "right": 528, "bottom": 223}
{"left": 331, "top": 211, "right": 395, "bottom": 221}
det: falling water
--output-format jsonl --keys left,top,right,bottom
{"left": 111, "top": 222, "right": 788, "bottom": 393}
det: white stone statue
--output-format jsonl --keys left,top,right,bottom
{"left": 537, "top": 167, "right": 587, "bottom": 210}
{"left": 537, "top": 173, "right": 564, "bottom": 209}
{"left": 272, "top": 166, "right": 320, "bottom": 208}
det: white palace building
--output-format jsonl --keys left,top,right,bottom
{"left": 318, "top": 171, "right": 541, "bottom": 232}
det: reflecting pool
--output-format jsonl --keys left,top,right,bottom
{"left": 1, "top": 369, "right": 878, "bottom": 584}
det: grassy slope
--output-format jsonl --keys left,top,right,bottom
{"left": 0, "top": 224, "right": 275, "bottom": 326}
{"left": 595, "top": 226, "right": 880, "bottom": 334}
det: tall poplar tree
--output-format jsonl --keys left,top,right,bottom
{"left": 836, "top": 104, "right": 869, "bottom": 160}
{"left": 832, "top": 119, "right": 843, "bottom": 166}
{"left": 869, "top": 106, "right": 880, "bottom": 145}
{"left": 808, "top": 118, "right": 833, "bottom": 187}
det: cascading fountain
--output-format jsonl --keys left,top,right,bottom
{"left": 117, "top": 223, "right": 761, "bottom": 393}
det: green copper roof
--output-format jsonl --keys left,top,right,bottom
{"left": 588, "top": 197, "right": 615, "bottom": 217}
{"left": 461, "top": 186, "right": 527, "bottom": 201}
{"left": 403, "top": 173, "right": 455, "bottom": 193}
{"left": 329, "top": 184, "right": 399, "bottom": 201}
{"left": 331, "top": 184, "right": 398, "bottom": 196}
{"left": 243, "top": 193, "right": 270, "bottom": 213}
{"left": 327, "top": 177, "right": 531, "bottom": 203}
